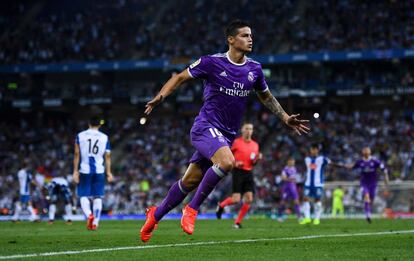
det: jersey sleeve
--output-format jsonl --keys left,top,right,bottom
{"left": 324, "top": 157, "right": 332, "bottom": 165}
{"left": 187, "top": 56, "right": 211, "bottom": 79}
{"left": 253, "top": 64, "right": 269, "bottom": 93}
{"left": 377, "top": 160, "right": 385, "bottom": 170}
{"left": 231, "top": 139, "right": 238, "bottom": 153}
{"left": 353, "top": 160, "right": 362, "bottom": 170}
{"left": 75, "top": 134, "right": 80, "bottom": 145}
{"left": 105, "top": 139, "right": 111, "bottom": 152}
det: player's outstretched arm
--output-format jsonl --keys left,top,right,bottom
{"left": 345, "top": 162, "right": 355, "bottom": 169}
{"left": 330, "top": 162, "right": 347, "bottom": 168}
{"left": 73, "top": 143, "right": 80, "bottom": 184}
{"left": 256, "top": 90, "right": 309, "bottom": 135}
{"left": 144, "top": 69, "right": 193, "bottom": 115}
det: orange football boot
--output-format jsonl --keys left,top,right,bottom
{"left": 87, "top": 214, "right": 94, "bottom": 230}
{"left": 181, "top": 205, "right": 198, "bottom": 235}
{"left": 140, "top": 206, "right": 158, "bottom": 242}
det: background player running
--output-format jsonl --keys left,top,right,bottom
{"left": 73, "top": 116, "right": 113, "bottom": 230}
{"left": 216, "top": 122, "right": 262, "bottom": 229}
{"left": 346, "top": 147, "right": 389, "bottom": 223}
{"left": 140, "top": 20, "right": 309, "bottom": 242}
{"left": 46, "top": 176, "right": 73, "bottom": 224}
{"left": 300, "top": 143, "right": 345, "bottom": 225}
{"left": 12, "top": 161, "right": 39, "bottom": 222}
{"left": 331, "top": 186, "right": 345, "bottom": 218}
{"left": 277, "top": 158, "right": 301, "bottom": 222}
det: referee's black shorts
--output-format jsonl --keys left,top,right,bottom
{"left": 232, "top": 168, "right": 254, "bottom": 194}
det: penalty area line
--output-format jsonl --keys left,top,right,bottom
{"left": 1, "top": 229, "right": 414, "bottom": 259}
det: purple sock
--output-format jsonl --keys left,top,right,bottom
{"left": 364, "top": 202, "right": 371, "bottom": 218}
{"left": 188, "top": 165, "right": 227, "bottom": 211}
{"left": 154, "top": 179, "right": 189, "bottom": 221}
{"left": 294, "top": 204, "right": 301, "bottom": 218}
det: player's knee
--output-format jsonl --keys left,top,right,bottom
{"left": 244, "top": 197, "right": 253, "bottom": 204}
{"left": 218, "top": 158, "right": 235, "bottom": 172}
{"left": 181, "top": 176, "right": 201, "bottom": 191}
{"left": 232, "top": 194, "right": 241, "bottom": 203}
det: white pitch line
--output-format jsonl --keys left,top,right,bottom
{"left": 1, "top": 229, "right": 414, "bottom": 260}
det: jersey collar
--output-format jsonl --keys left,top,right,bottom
{"left": 226, "top": 52, "right": 247, "bottom": 66}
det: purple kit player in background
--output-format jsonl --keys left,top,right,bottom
{"left": 140, "top": 20, "right": 310, "bottom": 242}
{"left": 278, "top": 158, "right": 301, "bottom": 221}
{"left": 347, "top": 147, "right": 389, "bottom": 223}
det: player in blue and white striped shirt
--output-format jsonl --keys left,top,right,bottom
{"left": 12, "top": 161, "right": 39, "bottom": 222}
{"left": 46, "top": 176, "right": 73, "bottom": 224}
{"left": 73, "top": 116, "right": 113, "bottom": 230}
{"left": 300, "top": 144, "right": 345, "bottom": 225}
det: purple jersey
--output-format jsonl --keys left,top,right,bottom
{"left": 281, "top": 166, "right": 299, "bottom": 200}
{"left": 188, "top": 52, "right": 268, "bottom": 136}
{"left": 353, "top": 158, "right": 385, "bottom": 185}
{"left": 282, "top": 166, "right": 298, "bottom": 184}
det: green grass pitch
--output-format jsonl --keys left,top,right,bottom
{"left": 1, "top": 219, "right": 413, "bottom": 260}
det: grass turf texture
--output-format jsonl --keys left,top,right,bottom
{"left": 1, "top": 219, "right": 413, "bottom": 260}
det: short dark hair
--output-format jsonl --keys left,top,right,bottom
{"left": 242, "top": 121, "right": 253, "bottom": 126}
{"left": 225, "top": 20, "right": 250, "bottom": 38}
{"left": 310, "top": 143, "right": 320, "bottom": 149}
{"left": 89, "top": 115, "right": 102, "bottom": 126}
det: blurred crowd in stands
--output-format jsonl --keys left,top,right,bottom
{"left": 1, "top": 61, "right": 413, "bottom": 103}
{"left": 1, "top": 0, "right": 414, "bottom": 64}
{"left": 0, "top": 107, "right": 413, "bottom": 216}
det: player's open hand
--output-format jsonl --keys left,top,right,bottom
{"left": 107, "top": 172, "right": 114, "bottom": 183}
{"left": 144, "top": 95, "right": 164, "bottom": 115}
{"left": 73, "top": 171, "right": 80, "bottom": 184}
{"left": 285, "top": 114, "right": 310, "bottom": 135}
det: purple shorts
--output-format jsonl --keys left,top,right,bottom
{"left": 361, "top": 183, "right": 377, "bottom": 201}
{"left": 189, "top": 119, "right": 235, "bottom": 173}
{"left": 281, "top": 182, "right": 299, "bottom": 201}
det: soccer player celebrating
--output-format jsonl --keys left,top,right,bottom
{"left": 277, "top": 158, "right": 301, "bottom": 221}
{"left": 300, "top": 144, "right": 344, "bottom": 225}
{"left": 12, "top": 161, "right": 39, "bottom": 222}
{"left": 73, "top": 116, "right": 113, "bottom": 230}
{"left": 346, "top": 147, "right": 389, "bottom": 223}
{"left": 216, "top": 122, "right": 262, "bottom": 228}
{"left": 140, "top": 20, "right": 309, "bottom": 242}
{"left": 46, "top": 176, "right": 73, "bottom": 224}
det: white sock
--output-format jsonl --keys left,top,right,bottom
{"left": 92, "top": 198, "right": 102, "bottom": 226}
{"left": 27, "top": 205, "right": 37, "bottom": 220}
{"left": 12, "top": 202, "right": 22, "bottom": 220}
{"left": 65, "top": 204, "right": 72, "bottom": 221}
{"left": 49, "top": 204, "right": 56, "bottom": 221}
{"left": 80, "top": 197, "right": 92, "bottom": 217}
{"left": 303, "top": 201, "right": 311, "bottom": 219}
{"left": 314, "top": 201, "right": 323, "bottom": 220}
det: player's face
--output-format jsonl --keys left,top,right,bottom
{"left": 287, "top": 158, "right": 295, "bottom": 166}
{"left": 228, "top": 27, "right": 253, "bottom": 53}
{"left": 241, "top": 124, "right": 253, "bottom": 138}
{"left": 310, "top": 147, "right": 319, "bottom": 156}
{"left": 362, "top": 147, "right": 371, "bottom": 158}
